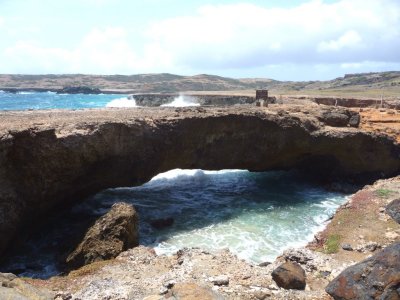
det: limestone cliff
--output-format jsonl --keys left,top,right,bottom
{"left": 0, "top": 105, "right": 399, "bottom": 256}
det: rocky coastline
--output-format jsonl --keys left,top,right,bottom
{"left": 2, "top": 176, "right": 398, "bottom": 299}
{"left": 0, "top": 104, "right": 399, "bottom": 299}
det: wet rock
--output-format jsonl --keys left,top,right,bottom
{"left": 341, "top": 243, "right": 353, "bottom": 251}
{"left": 0, "top": 272, "right": 54, "bottom": 300}
{"left": 326, "top": 241, "right": 400, "bottom": 300}
{"left": 271, "top": 262, "right": 306, "bottom": 290}
{"left": 386, "top": 198, "right": 400, "bottom": 224}
{"left": 210, "top": 275, "right": 229, "bottom": 286}
{"left": 66, "top": 202, "right": 139, "bottom": 269}
{"left": 150, "top": 217, "right": 174, "bottom": 229}
{"left": 258, "top": 261, "right": 272, "bottom": 267}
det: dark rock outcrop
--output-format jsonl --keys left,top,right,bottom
{"left": 320, "top": 109, "right": 360, "bottom": 127}
{"left": 271, "top": 261, "right": 306, "bottom": 290}
{"left": 326, "top": 241, "right": 400, "bottom": 300}
{"left": 0, "top": 106, "right": 399, "bottom": 256}
{"left": 386, "top": 199, "right": 400, "bottom": 224}
{"left": 131, "top": 93, "right": 255, "bottom": 106}
{"left": 57, "top": 86, "right": 101, "bottom": 94}
{"left": 66, "top": 202, "right": 139, "bottom": 269}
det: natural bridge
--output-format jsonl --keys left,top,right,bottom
{"left": 0, "top": 105, "right": 399, "bottom": 255}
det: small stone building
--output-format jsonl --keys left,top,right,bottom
{"left": 256, "top": 90, "right": 270, "bottom": 107}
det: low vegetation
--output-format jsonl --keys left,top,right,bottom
{"left": 323, "top": 234, "right": 341, "bottom": 254}
{"left": 375, "top": 188, "right": 395, "bottom": 198}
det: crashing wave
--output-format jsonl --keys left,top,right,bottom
{"left": 161, "top": 95, "right": 200, "bottom": 107}
{"left": 106, "top": 97, "right": 137, "bottom": 108}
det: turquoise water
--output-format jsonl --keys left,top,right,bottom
{"left": 0, "top": 91, "right": 130, "bottom": 110}
{"left": 0, "top": 169, "right": 347, "bottom": 278}
{"left": 0, "top": 91, "right": 200, "bottom": 110}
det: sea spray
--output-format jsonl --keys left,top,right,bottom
{"left": 161, "top": 95, "right": 200, "bottom": 107}
{"left": 105, "top": 97, "right": 137, "bottom": 108}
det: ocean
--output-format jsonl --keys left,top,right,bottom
{"left": 0, "top": 91, "right": 200, "bottom": 110}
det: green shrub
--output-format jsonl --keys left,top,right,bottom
{"left": 375, "top": 189, "right": 395, "bottom": 198}
{"left": 324, "top": 234, "right": 341, "bottom": 254}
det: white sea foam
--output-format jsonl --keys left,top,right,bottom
{"left": 146, "top": 169, "right": 245, "bottom": 188}
{"left": 161, "top": 95, "right": 200, "bottom": 107}
{"left": 18, "top": 91, "right": 34, "bottom": 95}
{"left": 106, "top": 97, "right": 137, "bottom": 108}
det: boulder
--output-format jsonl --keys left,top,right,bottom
{"left": 386, "top": 199, "right": 400, "bottom": 224}
{"left": 326, "top": 241, "right": 400, "bottom": 300}
{"left": 210, "top": 275, "right": 229, "bottom": 286}
{"left": 271, "top": 262, "right": 306, "bottom": 290}
{"left": 341, "top": 243, "right": 353, "bottom": 251}
{"left": 66, "top": 202, "right": 139, "bottom": 269}
{"left": 321, "top": 111, "right": 350, "bottom": 127}
{"left": 349, "top": 114, "right": 361, "bottom": 127}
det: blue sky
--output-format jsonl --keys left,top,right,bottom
{"left": 0, "top": 0, "right": 399, "bottom": 80}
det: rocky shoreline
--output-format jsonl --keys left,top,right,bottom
{"left": 1, "top": 176, "right": 398, "bottom": 299}
{"left": 0, "top": 104, "right": 399, "bottom": 299}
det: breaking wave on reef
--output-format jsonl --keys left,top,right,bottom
{"left": 161, "top": 95, "right": 200, "bottom": 107}
{"left": 105, "top": 97, "right": 138, "bottom": 108}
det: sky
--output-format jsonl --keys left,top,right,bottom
{"left": 0, "top": 0, "right": 399, "bottom": 80}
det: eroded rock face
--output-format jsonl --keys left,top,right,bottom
{"left": 66, "top": 202, "right": 139, "bottom": 269}
{"left": 325, "top": 241, "right": 400, "bottom": 300}
{"left": 386, "top": 199, "right": 400, "bottom": 224}
{"left": 0, "top": 106, "right": 399, "bottom": 256}
{"left": 272, "top": 262, "right": 306, "bottom": 290}
{"left": 132, "top": 93, "right": 255, "bottom": 106}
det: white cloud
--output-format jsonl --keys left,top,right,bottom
{"left": 145, "top": 0, "right": 400, "bottom": 68}
{"left": 1, "top": 0, "right": 400, "bottom": 76}
{"left": 318, "top": 30, "right": 363, "bottom": 52}
{"left": 3, "top": 27, "right": 170, "bottom": 73}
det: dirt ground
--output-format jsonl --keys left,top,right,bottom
{"left": 358, "top": 108, "right": 400, "bottom": 143}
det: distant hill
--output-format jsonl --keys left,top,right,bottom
{"left": 0, "top": 71, "right": 399, "bottom": 97}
